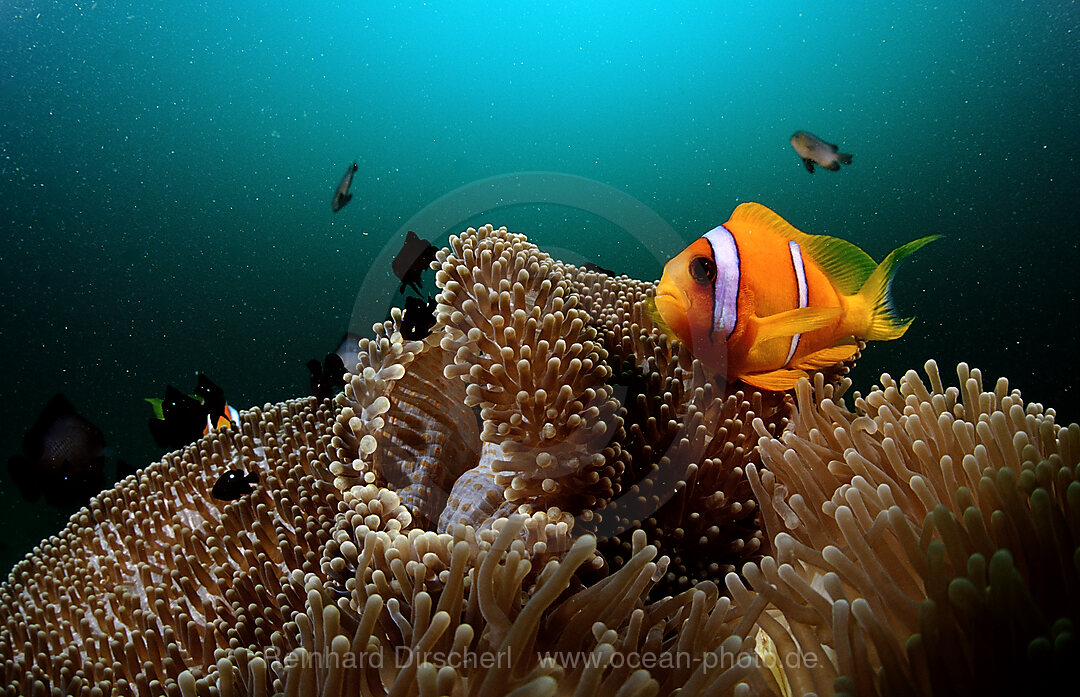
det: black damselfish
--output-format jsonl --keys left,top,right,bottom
{"left": 582, "top": 261, "right": 616, "bottom": 276}
{"left": 147, "top": 374, "right": 238, "bottom": 450}
{"left": 307, "top": 353, "right": 346, "bottom": 402}
{"left": 211, "top": 469, "right": 259, "bottom": 501}
{"left": 402, "top": 295, "right": 437, "bottom": 340}
{"left": 393, "top": 230, "right": 438, "bottom": 295}
{"left": 6, "top": 393, "right": 107, "bottom": 507}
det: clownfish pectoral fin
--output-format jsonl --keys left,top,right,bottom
{"left": 644, "top": 297, "right": 674, "bottom": 336}
{"left": 790, "top": 340, "right": 860, "bottom": 371}
{"left": 741, "top": 368, "right": 810, "bottom": 392}
{"left": 750, "top": 306, "right": 841, "bottom": 345}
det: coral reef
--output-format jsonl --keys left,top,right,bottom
{"left": 0, "top": 224, "right": 1076, "bottom": 696}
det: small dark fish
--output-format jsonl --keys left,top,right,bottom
{"left": 582, "top": 262, "right": 616, "bottom": 276}
{"left": 790, "top": 130, "right": 853, "bottom": 173}
{"left": 307, "top": 352, "right": 346, "bottom": 401}
{"left": 392, "top": 230, "right": 438, "bottom": 295}
{"left": 332, "top": 161, "right": 358, "bottom": 212}
{"left": 148, "top": 386, "right": 206, "bottom": 450}
{"left": 211, "top": 469, "right": 259, "bottom": 501}
{"left": 402, "top": 295, "right": 437, "bottom": 340}
{"left": 147, "top": 374, "right": 237, "bottom": 450}
{"left": 194, "top": 373, "right": 228, "bottom": 426}
{"left": 7, "top": 393, "right": 107, "bottom": 507}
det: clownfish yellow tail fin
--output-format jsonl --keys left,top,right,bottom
{"left": 855, "top": 234, "right": 941, "bottom": 341}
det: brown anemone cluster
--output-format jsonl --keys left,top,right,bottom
{"left": 0, "top": 396, "right": 343, "bottom": 696}
{"left": 434, "top": 226, "right": 621, "bottom": 522}
{"left": 330, "top": 225, "right": 792, "bottom": 592}
{"left": 1, "top": 223, "right": 1076, "bottom": 697}
{"left": 736, "top": 360, "right": 1079, "bottom": 695}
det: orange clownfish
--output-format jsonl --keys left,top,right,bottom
{"left": 652, "top": 202, "right": 938, "bottom": 391}
{"left": 203, "top": 404, "right": 240, "bottom": 436}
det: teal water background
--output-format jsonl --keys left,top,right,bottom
{"left": 1, "top": 1, "right": 1077, "bottom": 570}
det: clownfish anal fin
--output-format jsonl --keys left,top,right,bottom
{"left": 741, "top": 368, "right": 810, "bottom": 392}
{"left": 751, "top": 306, "right": 841, "bottom": 345}
{"left": 790, "top": 340, "right": 860, "bottom": 371}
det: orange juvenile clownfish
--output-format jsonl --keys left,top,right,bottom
{"left": 652, "top": 202, "right": 938, "bottom": 392}
{"left": 203, "top": 404, "right": 240, "bottom": 436}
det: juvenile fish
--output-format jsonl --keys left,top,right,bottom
{"left": 212, "top": 469, "right": 259, "bottom": 501}
{"left": 332, "top": 161, "right": 358, "bottom": 212}
{"left": 392, "top": 230, "right": 438, "bottom": 294}
{"left": 790, "top": 131, "right": 853, "bottom": 173}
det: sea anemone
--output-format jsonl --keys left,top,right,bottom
{"left": 739, "top": 361, "right": 1079, "bottom": 695}
{"left": 1, "top": 224, "right": 1075, "bottom": 696}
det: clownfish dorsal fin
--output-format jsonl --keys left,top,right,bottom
{"left": 750, "top": 306, "right": 841, "bottom": 345}
{"left": 796, "top": 233, "right": 878, "bottom": 296}
{"left": 728, "top": 202, "right": 877, "bottom": 296}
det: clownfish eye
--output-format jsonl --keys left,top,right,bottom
{"left": 688, "top": 256, "right": 716, "bottom": 285}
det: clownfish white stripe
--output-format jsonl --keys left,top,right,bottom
{"left": 784, "top": 240, "right": 808, "bottom": 364}
{"left": 703, "top": 224, "right": 740, "bottom": 340}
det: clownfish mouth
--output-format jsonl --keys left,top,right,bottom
{"left": 653, "top": 291, "right": 680, "bottom": 317}
{"left": 653, "top": 280, "right": 685, "bottom": 313}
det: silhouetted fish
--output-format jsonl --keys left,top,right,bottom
{"left": 392, "top": 231, "right": 438, "bottom": 295}
{"left": 402, "top": 295, "right": 438, "bottom": 340}
{"left": 194, "top": 373, "right": 228, "bottom": 426}
{"left": 582, "top": 262, "right": 616, "bottom": 276}
{"left": 6, "top": 393, "right": 107, "bottom": 507}
{"left": 147, "top": 374, "right": 237, "bottom": 450}
{"left": 790, "top": 130, "right": 853, "bottom": 173}
{"left": 332, "top": 161, "right": 358, "bottom": 212}
{"left": 147, "top": 386, "right": 206, "bottom": 450}
{"left": 307, "top": 353, "right": 346, "bottom": 401}
{"left": 211, "top": 469, "right": 259, "bottom": 501}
